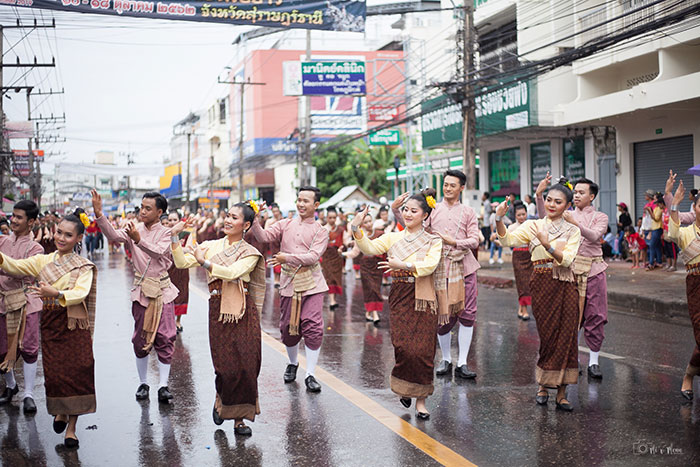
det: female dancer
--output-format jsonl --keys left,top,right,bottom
{"left": 509, "top": 201, "right": 532, "bottom": 320}
{"left": 344, "top": 211, "right": 385, "bottom": 324}
{"left": 667, "top": 181, "right": 700, "bottom": 399}
{"left": 0, "top": 208, "right": 97, "bottom": 447}
{"left": 166, "top": 211, "right": 190, "bottom": 333}
{"left": 321, "top": 206, "right": 345, "bottom": 310}
{"left": 496, "top": 180, "right": 581, "bottom": 411}
{"left": 171, "top": 201, "right": 265, "bottom": 436}
{"left": 351, "top": 189, "right": 445, "bottom": 419}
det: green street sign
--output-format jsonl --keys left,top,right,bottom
{"left": 421, "top": 95, "right": 463, "bottom": 149}
{"left": 369, "top": 129, "right": 400, "bottom": 145}
{"left": 475, "top": 79, "right": 537, "bottom": 137}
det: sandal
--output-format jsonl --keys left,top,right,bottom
{"left": 535, "top": 390, "right": 548, "bottom": 405}
{"left": 555, "top": 397, "right": 573, "bottom": 412}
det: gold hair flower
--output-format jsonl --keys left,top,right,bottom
{"left": 79, "top": 212, "right": 90, "bottom": 228}
{"left": 565, "top": 181, "right": 573, "bottom": 190}
{"left": 425, "top": 195, "right": 437, "bottom": 209}
{"left": 247, "top": 199, "right": 259, "bottom": 214}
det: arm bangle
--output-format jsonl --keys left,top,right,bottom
{"left": 171, "top": 235, "right": 179, "bottom": 243}
{"left": 202, "top": 260, "right": 211, "bottom": 270}
{"left": 495, "top": 215, "right": 503, "bottom": 222}
{"left": 351, "top": 224, "right": 359, "bottom": 233}
{"left": 671, "top": 205, "right": 679, "bottom": 212}
{"left": 547, "top": 246, "right": 556, "bottom": 255}
{"left": 57, "top": 291, "right": 65, "bottom": 300}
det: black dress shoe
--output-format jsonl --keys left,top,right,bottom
{"left": 234, "top": 424, "right": 252, "bottom": 436}
{"left": 64, "top": 437, "right": 79, "bottom": 449}
{"left": 455, "top": 365, "right": 476, "bottom": 379}
{"left": 521, "top": 314, "right": 531, "bottom": 321}
{"left": 587, "top": 364, "right": 603, "bottom": 379}
{"left": 135, "top": 383, "right": 149, "bottom": 401}
{"left": 435, "top": 360, "right": 452, "bottom": 376}
{"left": 23, "top": 396, "right": 37, "bottom": 414}
{"left": 416, "top": 411, "right": 430, "bottom": 420}
{"left": 681, "top": 389, "right": 694, "bottom": 400}
{"left": 284, "top": 363, "right": 299, "bottom": 383}
{"left": 305, "top": 375, "right": 322, "bottom": 393}
{"left": 53, "top": 416, "right": 68, "bottom": 434}
{"left": 158, "top": 386, "right": 174, "bottom": 404}
{"left": 212, "top": 406, "right": 224, "bottom": 425}
{"left": 535, "top": 392, "right": 549, "bottom": 405}
{"left": 400, "top": 397, "right": 411, "bottom": 408}
{"left": 556, "top": 399, "right": 574, "bottom": 412}
{"left": 0, "top": 384, "right": 18, "bottom": 404}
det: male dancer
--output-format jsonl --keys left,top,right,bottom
{"left": 0, "top": 201, "right": 44, "bottom": 413}
{"left": 536, "top": 175, "right": 609, "bottom": 378}
{"left": 92, "top": 189, "right": 179, "bottom": 403}
{"left": 249, "top": 187, "right": 329, "bottom": 392}
{"left": 392, "top": 170, "right": 481, "bottom": 378}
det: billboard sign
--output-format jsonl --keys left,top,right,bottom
{"left": 421, "top": 95, "right": 462, "bottom": 149}
{"left": 368, "top": 105, "right": 398, "bottom": 122}
{"left": 301, "top": 61, "right": 366, "bottom": 96}
{"left": 8, "top": 0, "right": 366, "bottom": 31}
{"left": 369, "top": 129, "right": 400, "bottom": 146}
{"left": 310, "top": 96, "right": 366, "bottom": 135}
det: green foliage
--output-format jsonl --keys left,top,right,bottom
{"left": 313, "top": 139, "right": 404, "bottom": 202}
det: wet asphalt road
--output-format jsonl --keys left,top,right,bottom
{"left": 1, "top": 251, "right": 700, "bottom": 466}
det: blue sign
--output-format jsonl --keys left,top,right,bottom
{"left": 302, "top": 61, "right": 366, "bottom": 96}
{"left": 241, "top": 138, "right": 329, "bottom": 159}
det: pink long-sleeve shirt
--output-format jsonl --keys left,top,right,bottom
{"left": 96, "top": 215, "right": 178, "bottom": 306}
{"left": 427, "top": 201, "right": 481, "bottom": 277}
{"left": 0, "top": 233, "right": 44, "bottom": 315}
{"left": 249, "top": 216, "right": 329, "bottom": 297}
{"left": 536, "top": 195, "right": 608, "bottom": 277}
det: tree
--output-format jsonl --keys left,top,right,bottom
{"left": 312, "top": 143, "right": 358, "bottom": 201}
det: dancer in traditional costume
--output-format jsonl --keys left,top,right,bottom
{"left": 171, "top": 201, "right": 265, "bottom": 435}
{"left": 667, "top": 181, "right": 700, "bottom": 400}
{"left": 0, "top": 201, "right": 44, "bottom": 414}
{"left": 0, "top": 208, "right": 97, "bottom": 448}
{"left": 392, "top": 170, "right": 480, "bottom": 379}
{"left": 321, "top": 207, "right": 345, "bottom": 310}
{"left": 496, "top": 179, "right": 581, "bottom": 411}
{"left": 344, "top": 211, "right": 385, "bottom": 324}
{"left": 509, "top": 201, "right": 532, "bottom": 320}
{"left": 250, "top": 187, "right": 329, "bottom": 393}
{"left": 352, "top": 189, "right": 445, "bottom": 419}
{"left": 166, "top": 211, "right": 190, "bottom": 333}
{"left": 91, "top": 189, "right": 178, "bottom": 404}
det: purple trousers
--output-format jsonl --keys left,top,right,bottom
{"left": 438, "top": 272, "right": 478, "bottom": 335}
{"left": 0, "top": 311, "right": 39, "bottom": 364}
{"left": 279, "top": 293, "right": 324, "bottom": 351}
{"left": 581, "top": 272, "right": 608, "bottom": 353}
{"left": 131, "top": 301, "right": 176, "bottom": 364}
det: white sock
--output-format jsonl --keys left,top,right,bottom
{"left": 4, "top": 370, "right": 16, "bottom": 389}
{"left": 305, "top": 347, "right": 320, "bottom": 377}
{"left": 457, "top": 324, "right": 474, "bottom": 367}
{"left": 437, "top": 332, "right": 452, "bottom": 362}
{"left": 286, "top": 344, "right": 299, "bottom": 366}
{"left": 135, "top": 356, "right": 149, "bottom": 385}
{"left": 158, "top": 361, "right": 171, "bottom": 389}
{"left": 22, "top": 362, "right": 37, "bottom": 399}
{"left": 589, "top": 351, "right": 600, "bottom": 367}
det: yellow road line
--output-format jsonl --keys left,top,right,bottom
{"left": 191, "top": 284, "right": 476, "bottom": 467}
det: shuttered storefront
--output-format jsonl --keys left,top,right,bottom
{"left": 633, "top": 135, "right": 694, "bottom": 219}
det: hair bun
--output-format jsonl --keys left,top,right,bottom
{"left": 421, "top": 187, "right": 437, "bottom": 198}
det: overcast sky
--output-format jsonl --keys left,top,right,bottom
{"left": 2, "top": 8, "right": 246, "bottom": 172}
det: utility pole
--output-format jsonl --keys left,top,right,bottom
{"left": 218, "top": 76, "right": 264, "bottom": 202}
{"left": 302, "top": 29, "right": 312, "bottom": 187}
{"left": 461, "top": 3, "right": 477, "bottom": 190}
{"left": 173, "top": 112, "right": 199, "bottom": 211}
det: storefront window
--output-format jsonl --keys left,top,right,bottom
{"left": 563, "top": 137, "right": 585, "bottom": 181}
{"left": 530, "top": 142, "right": 551, "bottom": 195}
{"left": 489, "top": 147, "right": 520, "bottom": 201}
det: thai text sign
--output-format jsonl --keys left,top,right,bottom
{"left": 301, "top": 61, "right": 366, "bottom": 96}
{"left": 475, "top": 80, "right": 536, "bottom": 137}
{"left": 368, "top": 105, "right": 398, "bottom": 122}
{"left": 8, "top": 0, "right": 366, "bottom": 32}
{"left": 369, "top": 129, "right": 400, "bottom": 146}
{"left": 421, "top": 95, "right": 462, "bottom": 149}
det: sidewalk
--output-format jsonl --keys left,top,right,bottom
{"left": 476, "top": 250, "right": 689, "bottom": 325}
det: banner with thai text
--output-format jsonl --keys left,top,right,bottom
{"left": 6, "top": 0, "right": 366, "bottom": 32}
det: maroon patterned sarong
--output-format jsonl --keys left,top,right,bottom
{"left": 685, "top": 274, "right": 700, "bottom": 376}
{"left": 388, "top": 280, "right": 437, "bottom": 398}
{"left": 512, "top": 249, "right": 533, "bottom": 306}
{"left": 168, "top": 264, "right": 189, "bottom": 316}
{"left": 530, "top": 269, "right": 579, "bottom": 387}
{"left": 209, "top": 291, "right": 261, "bottom": 422}
{"left": 359, "top": 253, "right": 384, "bottom": 312}
{"left": 41, "top": 303, "right": 96, "bottom": 415}
{"left": 321, "top": 246, "right": 344, "bottom": 295}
